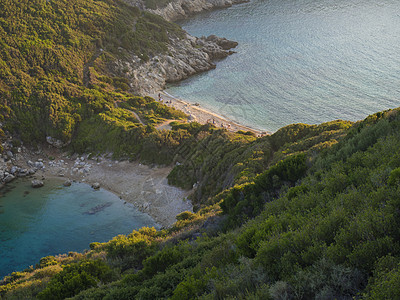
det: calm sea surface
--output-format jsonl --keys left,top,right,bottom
{"left": 166, "top": 0, "right": 400, "bottom": 132}
{"left": 0, "top": 178, "right": 158, "bottom": 277}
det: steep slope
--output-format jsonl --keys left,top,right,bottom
{"left": 0, "top": 0, "right": 236, "bottom": 146}
{"left": 3, "top": 109, "right": 400, "bottom": 299}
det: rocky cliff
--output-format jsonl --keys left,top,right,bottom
{"left": 124, "top": 0, "right": 248, "bottom": 22}
{"left": 110, "top": 34, "right": 238, "bottom": 95}
{"left": 103, "top": 0, "right": 243, "bottom": 96}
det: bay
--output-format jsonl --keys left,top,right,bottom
{"left": 166, "top": 0, "right": 400, "bottom": 132}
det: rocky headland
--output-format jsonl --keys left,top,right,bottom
{"left": 111, "top": 34, "right": 238, "bottom": 95}
{"left": 111, "top": 0, "right": 244, "bottom": 95}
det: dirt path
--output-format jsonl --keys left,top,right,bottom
{"left": 83, "top": 50, "right": 102, "bottom": 87}
{"left": 115, "top": 102, "right": 146, "bottom": 126}
{"left": 129, "top": 109, "right": 146, "bottom": 126}
{"left": 156, "top": 120, "right": 179, "bottom": 131}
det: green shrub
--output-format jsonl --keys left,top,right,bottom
{"left": 176, "top": 211, "right": 196, "bottom": 221}
{"left": 36, "top": 260, "right": 114, "bottom": 300}
{"left": 388, "top": 167, "right": 400, "bottom": 186}
{"left": 37, "top": 256, "right": 57, "bottom": 269}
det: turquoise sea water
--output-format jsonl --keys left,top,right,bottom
{"left": 166, "top": 0, "right": 400, "bottom": 132}
{"left": 0, "top": 178, "right": 158, "bottom": 278}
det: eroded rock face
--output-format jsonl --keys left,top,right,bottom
{"left": 112, "top": 34, "right": 238, "bottom": 95}
{"left": 124, "top": 0, "right": 248, "bottom": 22}
{"left": 46, "top": 136, "right": 67, "bottom": 149}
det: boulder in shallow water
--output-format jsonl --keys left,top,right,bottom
{"left": 4, "top": 174, "right": 15, "bottom": 183}
{"left": 63, "top": 179, "right": 72, "bottom": 187}
{"left": 10, "top": 166, "right": 19, "bottom": 175}
{"left": 17, "top": 169, "right": 28, "bottom": 177}
{"left": 31, "top": 180, "right": 44, "bottom": 188}
{"left": 91, "top": 182, "right": 100, "bottom": 190}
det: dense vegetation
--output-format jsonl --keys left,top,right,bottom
{"left": 3, "top": 108, "right": 400, "bottom": 299}
{"left": 0, "top": 0, "right": 185, "bottom": 162}
{"left": 2, "top": 1, "right": 400, "bottom": 299}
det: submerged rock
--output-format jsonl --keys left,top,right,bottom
{"left": 83, "top": 202, "right": 112, "bottom": 215}
{"left": 31, "top": 180, "right": 44, "bottom": 188}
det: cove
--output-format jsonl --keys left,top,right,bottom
{"left": 0, "top": 178, "right": 158, "bottom": 278}
{"left": 166, "top": 0, "right": 400, "bottom": 132}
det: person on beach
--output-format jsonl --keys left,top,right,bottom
{"left": 158, "top": 93, "right": 161, "bottom": 101}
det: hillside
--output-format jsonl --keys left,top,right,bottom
{"left": 0, "top": 0, "right": 236, "bottom": 167}
{"left": 2, "top": 109, "right": 400, "bottom": 299}
{"left": 1, "top": 0, "right": 400, "bottom": 299}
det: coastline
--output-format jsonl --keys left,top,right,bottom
{"left": 42, "top": 156, "right": 193, "bottom": 228}
{"left": 0, "top": 88, "right": 268, "bottom": 229}
{"left": 1, "top": 149, "right": 192, "bottom": 228}
{"left": 150, "top": 91, "right": 270, "bottom": 136}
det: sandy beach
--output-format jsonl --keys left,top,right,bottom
{"left": 149, "top": 91, "right": 269, "bottom": 136}
{"left": 5, "top": 147, "right": 192, "bottom": 228}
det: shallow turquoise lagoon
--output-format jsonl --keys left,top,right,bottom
{"left": 0, "top": 178, "right": 158, "bottom": 278}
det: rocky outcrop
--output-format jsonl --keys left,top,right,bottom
{"left": 4, "top": 174, "right": 15, "bottom": 183}
{"left": 0, "top": 133, "right": 43, "bottom": 187}
{"left": 46, "top": 136, "right": 69, "bottom": 149}
{"left": 123, "top": 0, "right": 248, "bottom": 22}
{"left": 112, "top": 34, "right": 237, "bottom": 95}
{"left": 31, "top": 180, "right": 44, "bottom": 188}
{"left": 91, "top": 182, "right": 100, "bottom": 190}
